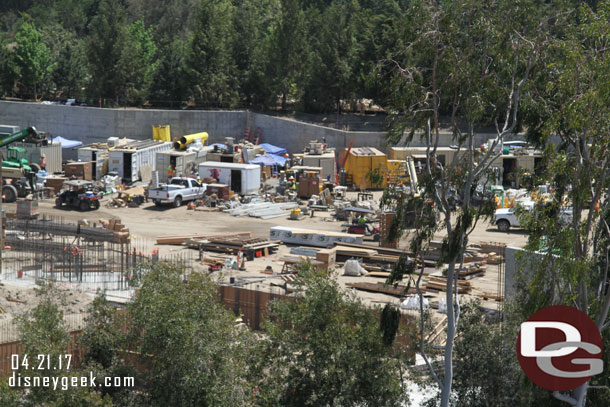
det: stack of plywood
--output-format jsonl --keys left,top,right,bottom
{"left": 156, "top": 232, "right": 252, "bottom": 246}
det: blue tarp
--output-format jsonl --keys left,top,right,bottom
{"left": 251, "top": 154, "right": 288, "bottom": 167}
{"left": 51, "top": 136, "right": 83, "bottom": 149}
{"left": 259, "top": 143, "right": 287, "bottom": 156}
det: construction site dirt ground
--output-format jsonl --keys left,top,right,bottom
{"left": 1, "top": 191, "right": 528, "bottom": 316}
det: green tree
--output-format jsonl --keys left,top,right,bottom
{"left": 231, "top": 0, "right": 277, "bottom": 108}
{"left": 303, "top": 0, "right": 360, "bottom": 113}
{"left": 126, "top": 263, "right": 254, "bottom": 406}
{"left": 259, "top": 266, "right": 409, "bottom": 406}
{"left": 184, "top": 0, "right": 238, "bottom": 107}
{"left": 383, "top": 1, "right": 544, "bottom": 406}
{"left": 86, "top": 0, "right": 128, "bottom": 103}
{"left": 267, "top": 0, "right": 309, "bottom": 110}
{"left": 116, "top": 19, "right": 157, "bottom": 105}
{"left": 51, "top": 34, "right": 88, "bottom": 98}
{"left": 80, "top": 294, "right": 137, "bottom": 404}
{"left": 4, "top": 283, "right": 112, "bottom": 407}
{"left": 149, "top": 40, "right": 187, "bottom": 107}
{"left": 515, "top": 3, "right": 610, "bottom": 405}
{"left": 12, "top": 19, "right": 51, "bottom": 99}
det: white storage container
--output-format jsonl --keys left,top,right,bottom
{"left": 198, "top": 162, "right": 260, "bottom": 195}
{"left": 109, "top": 141, "right": 172, "bottom": 182}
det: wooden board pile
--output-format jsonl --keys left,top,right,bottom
{"left": 423, "top": 276, "right": 472, "bottom": 294}
{"left": 333, "top": 242, "right": 409, "bottom": 269}
{"left": 187, "top": 235, "right": 280, "bottom": 259}
{"left": 157, "top": 232, "right": 252, "bottom": 246}
{"left": 346, "top": 282, "right": 416, "bottom": 297}
{"left": 286, "top": 247, "right": 337, "bottom": 272}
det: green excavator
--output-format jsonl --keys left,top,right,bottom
{"left": 0, "top": 127, "right": 47, "bottom": 202}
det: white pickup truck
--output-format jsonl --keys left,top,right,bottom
{"left": 148, "top": 177, "right": 207, "bottom": 207}
{"left": 494, "top": 201, "right": 572, "bottom": 232}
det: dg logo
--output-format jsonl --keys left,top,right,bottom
{"left": 517, "top": 305, "right": 604, "bottom": 391}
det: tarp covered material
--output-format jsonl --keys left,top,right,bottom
{"left": 259, "top": 143, "right": 287, "bottom": 156}
{"left": 51, "top": 136, "right": 83, "bottom": 149}
{"left": 251, "top": 153, "right": 288, "bottom": 167}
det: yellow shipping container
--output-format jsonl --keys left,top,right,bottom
{"left": 343, "top": 147, "right": 388, "bottom": 189}
{"left": 153, "top": 125, "right": 171, "bottom": 142}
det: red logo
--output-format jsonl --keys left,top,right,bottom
{"left": 517, "top": 305, "right": 603, "bottom": 391}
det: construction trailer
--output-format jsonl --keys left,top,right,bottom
{"left": 343, "top": 147, "right": 388, "bottom": 190}
{"left": 389, "top": 146, "right": 467, "bottom": 166}
{"left": 488, "top": 153, "right": 543, "bottom": 188}
{"left": 155, "top": 148, "right": 212, "bottom": 183}
{"left": 390, "top": 146, "right": 542, "bottom": 188}
{"left": 108, "top": 140, "right": 172, "bottom": 183}
{"left": 198, "top": 162, "right": 260, "bottom": 195}
{"left": 299, "top": 152, "right": 336, "bottom": 182}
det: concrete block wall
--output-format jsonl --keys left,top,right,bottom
{"left": 2, "top": 101, "right": 513, "bottom": 154}
{"left": 0, "top": 101, "right": 248, "bottom": 145}
{"left": 249, "top": 112, "right": 387, "bottom": 153}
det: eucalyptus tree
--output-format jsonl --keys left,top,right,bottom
{"left": 383, "top": 1, "right": 545, "bottom": 405}
{"left": 516, "top": 3, "right": 610, "bottom": 405}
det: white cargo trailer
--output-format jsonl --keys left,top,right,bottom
{"left": 198, "top": 162, "right": 260, "bottom": 195}
{"left": 155, "top": 148, "right": 212, "bottom": 183}
{"left": 108, "top": 140, "right": 172, "bottom": 182}
{"left": 302, "top": 152, "right": 336, "bottom": 182}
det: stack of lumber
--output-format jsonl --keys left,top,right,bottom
{"left": 157, "top": 232, "right": 251, "bottom": 245}
{"left": 187, "top": 235, "right": 280, "bottom": 258}
{"left": 288, "top": 246, "right": 337, "bottom": 272}
{"left": 333, "top": 242, "right": 409, "bottom": 266}
{"left": 346, "top": 282, "right": 417, "bottom": 297}
{"left": 455, "top": 263, "right": 486, "bottom": 279}
{"left": 201, "top": 253, "right": 234, "bottom": 265}
{"left": 423, "top": 276, "right": 472, "bottom": 294}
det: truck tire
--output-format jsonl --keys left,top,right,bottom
{"left": 497, "top": 219, "right": 510, "bottom": 232}
{"left": 79, "top": 200, "right": 90, "bottom": 211}
{"left": 2, "top": 185, "right": 17, "bottom": 203}
{"left": 173, "top": 196, "right": 182, "bottom": 207}
{"left": 55, "top": 197, "right": 64, "bottom": 207}
{"left": 30, "top": 163, "right": 41, "bottom": 173}
{"left": 154, "top": 199, "right": 162, "bottom": 207}
{"left": 92, "top": 200, "right": 100, "bottom": 210}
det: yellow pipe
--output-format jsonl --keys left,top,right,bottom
{"left": 173, "top": 141, "right": 184, "bottom": 150}
{"left": 180, "top": 132, "right": 208, "bottom": 145}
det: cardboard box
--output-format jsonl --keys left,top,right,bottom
{"left": 298, "top": 175, "right": 320, "bottom": 199}
{"left": 205, "top": 183, "right": 230, "bottom": 201}
{"left": 64, "top": 161, "right": 93, "bottom": 181}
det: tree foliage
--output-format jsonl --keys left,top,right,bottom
{"left": 258, "top": 266, "right": 410, "bottom": 406}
